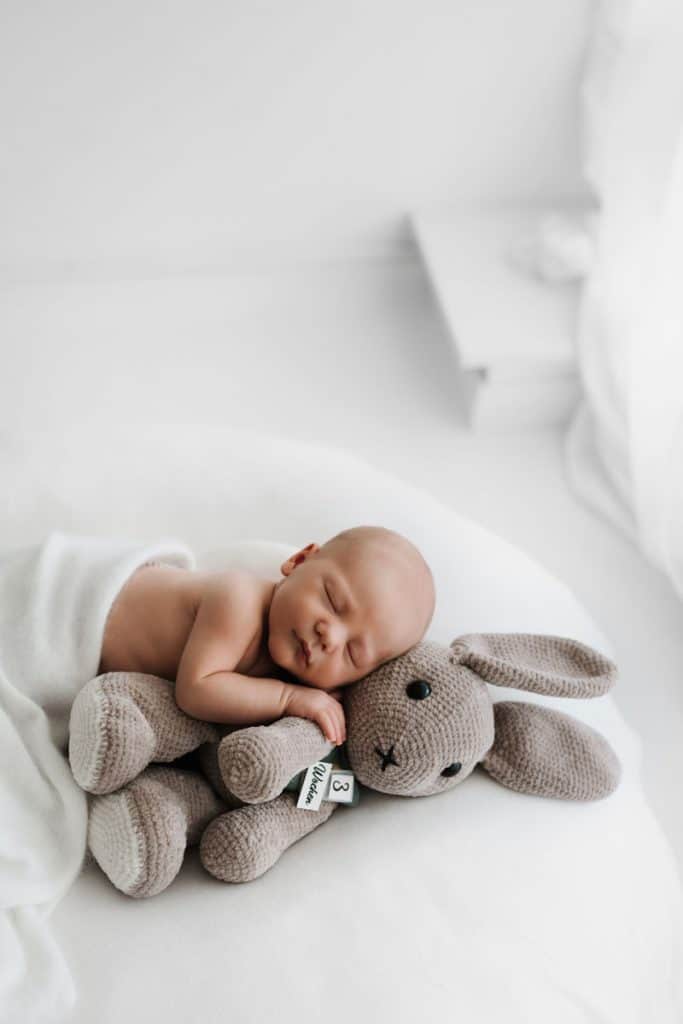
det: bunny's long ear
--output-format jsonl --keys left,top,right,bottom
{"left": 480, "top": 702, "right": 621, "bottom": 800}
{"left": 450, "top": 633, "right": 616, "bottom": 698}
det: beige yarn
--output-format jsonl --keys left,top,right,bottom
{"left": 482, "top": 703, "right": 621, "bottom": 800}
{"left": 68, "top": 632, "right": 622, "bottom": 896}
{"left": 201, "top": 792, "right": 337, "bottom": 884}
{"left": 451, "top": 633, "right": 617, "bottom": 698}
{"left": 69, "top": 673, "right": 220, "bottom": 795}
{"left": 217, "top": 716, "right": 335, "bottom": 804}
{"left": 88, "top": 765, "right": 224, "bottom": 897}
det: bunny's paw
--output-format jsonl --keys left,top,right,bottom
{"left": 217, "top": 716, "right": 333, "bottom": 804}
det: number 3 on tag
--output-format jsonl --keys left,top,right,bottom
{"left": 327, "top": 770, "right": 355, "bottom": 804}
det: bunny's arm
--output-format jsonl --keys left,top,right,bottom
{"left": 216, "top": 715, "right": 336, "bottom": 804}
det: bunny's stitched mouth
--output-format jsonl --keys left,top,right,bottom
{"left": 375, "top": 744, "right": 399, "bottom": 771}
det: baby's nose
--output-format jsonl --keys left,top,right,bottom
{"left": 317, "top": 620, "right": 343, "bottom": 650}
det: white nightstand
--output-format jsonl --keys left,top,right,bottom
{"left": 411, "top": 203, "right": 586, "bottom": 430}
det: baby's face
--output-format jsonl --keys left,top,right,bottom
{"left": 267, "top": 542, "right": 425, "bottom": 691}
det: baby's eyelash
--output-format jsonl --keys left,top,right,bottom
{"left": 324, "top": 583, "right": 355, "bottom": 665}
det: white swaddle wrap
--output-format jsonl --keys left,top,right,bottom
{"left": 0, "top": 531, "right": 194, "bottom": 1024}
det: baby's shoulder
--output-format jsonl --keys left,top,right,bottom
{"left": 193, "top": 568, "right": 275, "bottom": 676}
{"left": 199, "top": 567, "right": 270, "bottom": 615}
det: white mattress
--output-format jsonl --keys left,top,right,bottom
{"left": 3, "top": 425, "right": 682, "bottom": 1024}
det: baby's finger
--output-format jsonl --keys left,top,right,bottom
{"left": 333, "top": 710, "right": 345, "bottom": 745}
{"left": 331, "top": 713, "right": 342, "bottom": 746}
{"left": 319, "top": 712, "right": 337, "bottom": 745}
{"left": 335, "top": 706, "right": 346, "bottom": 743}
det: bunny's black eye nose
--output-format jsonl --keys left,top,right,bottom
{"left": 441, "top": 762, "right": 462, "bottom": 778}
{"left": 406, "top": 679, "right": 431, "bottom": 700}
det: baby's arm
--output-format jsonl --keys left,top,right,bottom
{"left": 174, "top": 574, "right": 345, "bottom": 743}
{"left": 175, "top": 574, "right": 290, "bottom": 726}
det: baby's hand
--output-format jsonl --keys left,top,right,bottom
{"left": 284, "top": 684, "right": 347, "bottom": 745}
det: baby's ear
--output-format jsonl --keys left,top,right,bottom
{"left": 450, "top": 633, "right": 616, "bottom": 698}
{"left": 480, "top": 702, "right": 621, "bottom": 800}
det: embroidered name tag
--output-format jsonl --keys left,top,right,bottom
{"left": 296, "top": 762, "right": 333, "bottom": 811}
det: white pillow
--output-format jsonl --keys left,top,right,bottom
{"left": 0, "top": 424, "right": 635, "bottom": 753}
{"left": 4, "top": 425, "right": 676, "bottom": 1023}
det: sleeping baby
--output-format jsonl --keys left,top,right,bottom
{"left": 98, "top": 525, "right": 436, "bottom": 745}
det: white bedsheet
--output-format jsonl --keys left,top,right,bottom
{"left": 0, "top": 532, "right": 193, "bottom": 1024}
{"left": 1, "top": 425, "right": 681, "bottom": 1024}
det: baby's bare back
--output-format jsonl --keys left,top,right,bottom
{"left": 98, "top": 564, "right": 277, "bottom": 682}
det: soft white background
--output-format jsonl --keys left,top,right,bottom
{"left": 1, "top": 0, "right": 589, "bottom": 281}
{"left": 1, "top": 0, "right": 681, "bottom": 873}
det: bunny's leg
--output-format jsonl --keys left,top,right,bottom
{"left": 200, "top": 791, "right": 337, "bottom": 883}
{"left": 88, "top": 765, "right": 225, "bottom": 898}
{"left": 69, "top": 672, "right": 221, "bottom": 795}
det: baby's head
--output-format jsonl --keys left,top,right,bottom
{"left": 267, "top": 525, "right": 435, "bottom": 690}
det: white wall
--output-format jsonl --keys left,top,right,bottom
{"left": 1, "top": 0, "right": 592, "bottom": 282}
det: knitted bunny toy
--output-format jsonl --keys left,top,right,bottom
{"left": 68, "top": 633, "right": 620, "bottom": 898}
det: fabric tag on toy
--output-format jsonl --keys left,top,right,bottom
{"left": 296, "top": 761, "right": 333, "bottom": 811}
{"left": 290, "top": 745, "right": 360, "bottom": 809}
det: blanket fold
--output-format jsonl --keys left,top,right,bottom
{"left": 0, "top": 531, "right": 195, "bottom": 1024}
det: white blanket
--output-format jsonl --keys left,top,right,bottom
{"left": 0, "top": 532, "right": 194, "bottom": 1024}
